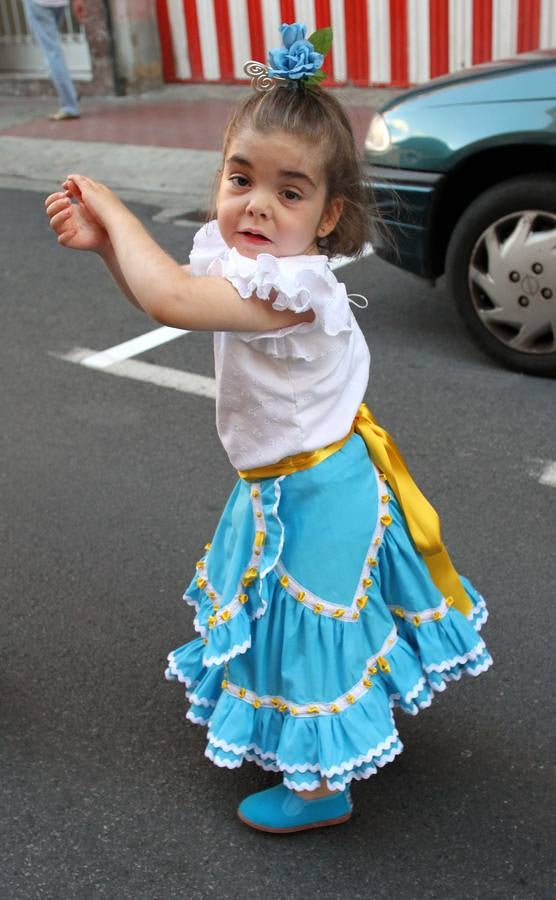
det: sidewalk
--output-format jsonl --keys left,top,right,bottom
{"left": 0, "top": 83, "right": 399, "bottom": 211}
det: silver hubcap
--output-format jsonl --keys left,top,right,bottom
{"left": 468, "top": 209, "right": 556, "bottom": 355}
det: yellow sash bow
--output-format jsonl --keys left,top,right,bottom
{"left": 238, "top": 403, "right": 472, "bottom": 616}
{"left": 354, "top": 404, "right": 472, "bottom": 616}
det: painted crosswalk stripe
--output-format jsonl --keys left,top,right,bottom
{"left": 56, "top": 349, "right": 216, "bottom": 398}
{"left": 79, "top": 325, "right": 188, "bottom": 369}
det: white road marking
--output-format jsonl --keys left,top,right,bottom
{"left": 57, "top": 349, "right": 216, "bottom": 399}
{"left": 528, "top": 458, "right": 556, "bottom": 488}
{"left": 79, "top": 326, "right": 188, "bottom": 369}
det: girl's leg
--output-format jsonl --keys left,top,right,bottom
{"left": 23, "top": 1, "right": 80, "bottom": 116}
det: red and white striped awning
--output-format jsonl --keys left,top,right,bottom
{"left": 156, "top": 0, "right": 556, "bottom": 87}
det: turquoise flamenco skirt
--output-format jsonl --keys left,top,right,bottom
{"left": 166, "top": 433, "right": 492, "bottom": 792}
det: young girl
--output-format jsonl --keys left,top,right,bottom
{"left": 45, "top": 23, "right": 491, "bottom": 834}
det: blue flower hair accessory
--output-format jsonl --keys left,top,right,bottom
{"left": 243, "top": 22, "right": 332, "bottom": 92}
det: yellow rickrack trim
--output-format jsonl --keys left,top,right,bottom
{"left": 306, "top": 705, "right": 320, "bottom": 714}
{"left": 377, "top": 656, "right": 391, "bottom": 673}
{"left": 356, "top": 595, "right": 369, "bottom": 609}
{"left": 204, "top": 542, "right": 212, "bottom": 550}
{"left": 280, "top": 575, "right": 289, "bottom": 588}
{"left": 207, "top": 615, "right": 217, "bottom": 629}
{"left": 412, "top": 614, "right": 422, "bottom": 627}
{"left": 333, "top": 608, "right": 345, "bottom": 618}
{"left": 362, "top": 577, "right": 373, "bottom": 588}
{"left": 242, "top": 567, "right": 258, "bottom": 586}
{"left": 220, "top": 609, "right": 231, "bottom": 622}
{"left": 313, "top": 603, "right": 324, "bottom": 614}
{"left": 238, "top": 593, "right": 249, "bottom": 605}
{"left": 196, "top": 577, "right": 207, "bottom": 589}
{"left": 255, "top": 531, "right": 266, "bottom": 548}
{"left": 380, "top": 514, "right": 393, "bottom": 526}
{"left": 296, "top": 591, "right": 306, "bottom": 602}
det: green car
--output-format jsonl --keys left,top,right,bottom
{"left": 363, "top": 50, "right": 556, "bottom": 377}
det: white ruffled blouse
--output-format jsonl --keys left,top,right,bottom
{"left": 190, "top": 222, "right": 370, "bottom": 470}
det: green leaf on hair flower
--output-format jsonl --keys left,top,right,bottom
{"left": 304, "top": 69, "right": 327, "bottom": 87}
{"left": 308, "top": 27, "right": 333, "bottom": 56}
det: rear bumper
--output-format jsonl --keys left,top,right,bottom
{"left": 362, "top": 163, "right": 445, "bottom": 278}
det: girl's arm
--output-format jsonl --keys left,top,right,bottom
{"left": 47, "top": 175, "right": 314, "bottom": 333}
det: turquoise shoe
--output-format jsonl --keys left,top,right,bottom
{"left": 237, "top": 783, "right": 353, "bottom": 833}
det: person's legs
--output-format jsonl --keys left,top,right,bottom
{"left": 23, "top": 1, "right": 80, "bottom": 116}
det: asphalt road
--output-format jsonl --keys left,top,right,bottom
{"left": 1, "top": 187, "right": 555, "bottom": 900}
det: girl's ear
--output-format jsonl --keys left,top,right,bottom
{"left": 318, "top": 196, "right": 344, "bottom": 238}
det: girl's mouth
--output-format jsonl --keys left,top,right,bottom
{"left": 240, "top": 231, "right": 271, "bottom": 244}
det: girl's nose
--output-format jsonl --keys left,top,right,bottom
{"left": 246, "top": 192, "right": 272, "bottom": 219}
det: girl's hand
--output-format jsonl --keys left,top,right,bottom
{"left": 45, "top": 183, "right": 109, "bottom": 254}
{"left": 64, "top": 174, "right": 129, "bottom": 231}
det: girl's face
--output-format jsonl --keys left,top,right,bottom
{"left": 216, "top": 127, "right": 342, "bottom": 260}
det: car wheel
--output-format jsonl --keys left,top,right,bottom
{"left": 445, "top": 174, "right": 556, "bottom": 376}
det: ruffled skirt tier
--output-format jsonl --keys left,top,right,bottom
{"left": 166, "top": 434, "right": 491, "bottom": 791}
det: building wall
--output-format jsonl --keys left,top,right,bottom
{"left": 155, "top": 0, "right": 556, "bottom": 87}
{"left": 109, "top": 0, "right": 163, "bottom": 91}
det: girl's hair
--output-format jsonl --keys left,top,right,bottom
{"left": 220, "top": 85, "right": 371, "bottom": 258}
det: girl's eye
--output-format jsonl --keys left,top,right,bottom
{"left": 230, "top": 175, "right": 249, "bottom": 188}
{"left": 283, "top": 190, "right": 302, "bottom": 202}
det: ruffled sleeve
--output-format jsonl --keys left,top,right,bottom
{"left": 189, "top": 222, "right": 353, "bottom": 355}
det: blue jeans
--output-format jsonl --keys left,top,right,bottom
{"left": 23, "top": 1, "right": 80, "bottom": 115}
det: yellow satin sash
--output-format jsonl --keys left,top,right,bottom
{"left": 238, "top": 402, "right": 472, "bottom": 616}
{"left": 237, "top": 424, "right": 355, "bottom": 481}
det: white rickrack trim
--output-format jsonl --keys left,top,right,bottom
{"left": 423, "top": 639, "right": 487, "bottom": 674}
{"left": 468, "top": 595, "right": 489, "bottom": 631}
{"left": 207, "top": 727, "right": 401, "bottom": 776}
{"left": 273, "top": 464, "right": 391, "bottom": 619}
{"left": 164, "top": 656, "right": 196, "bottom": 686}
{"left": 193, "top": 482, "right": 268, "bottom": 632}
{"left": 223, "top": 625, "right": 398, "bottom": 717}
{"left": 203, "top": 636, "right": 252, "bottom": 667}
{"left": 186, "top": 710, "right": 211, "bottom": 726}
{"left": 186, "top": 690, "right": 217, "bottom": 709}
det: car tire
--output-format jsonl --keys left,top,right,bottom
{"left": 445, "top": 174, "right": 556, "bottom": 376}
